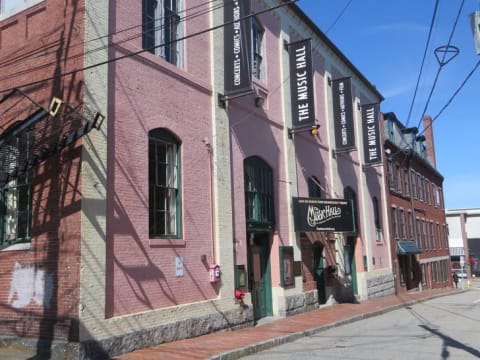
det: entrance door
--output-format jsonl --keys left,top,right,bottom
{"left": 248, "top": 233, "right": 272, "bottom": 320}
{"left": 313, "top": 244, "right": 326, "bottom": 304}
{"left": 346, "top": 236, "right": 358, "bottom": 296}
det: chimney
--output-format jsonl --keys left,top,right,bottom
{"left": 422, "top": 115, "right": 436, "bottom": 168}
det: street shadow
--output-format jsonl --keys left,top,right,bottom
{"left": 419, "top": 324, "right": 480, "bottom": 359}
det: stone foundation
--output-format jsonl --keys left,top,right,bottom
{"left": 366, "top": 274, "right": 395, "bottom": 298}
{"left": 0, "top": 305, "right": 254, "bottom": 359}
{"left": 278, "top": 291, "right": 319, "bottom": 317}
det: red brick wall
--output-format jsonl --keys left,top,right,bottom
{"left": 0, "top": 0, "right": 86, "bottom": 341}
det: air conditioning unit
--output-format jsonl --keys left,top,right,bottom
{"left": 471, "top": 11, "right": 480, "bottom": 55}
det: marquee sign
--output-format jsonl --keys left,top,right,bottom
{"left": 292, "top": 197, "right": 354, "bottom": 232}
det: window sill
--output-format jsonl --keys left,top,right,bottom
{"left": 0, "top": 242, "right": 31, "bottom": 252}
{"left": 149, "top": 238, "right": 186, "bottom": 247}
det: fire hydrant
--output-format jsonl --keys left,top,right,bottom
{"left": 234, "top": 289, "right": 245, "bottom": 305}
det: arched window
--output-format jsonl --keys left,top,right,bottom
{"left": 308, "top": 176, "right": 322, "bottom": 198}
{"left": 244, "top": 156, "right": 274, "bottom": 230}
{"left": 344, "top": 186, "right": 358, "bottom": 233}
{"left": 149, "top": 128, "right": 181, "bottom": 238}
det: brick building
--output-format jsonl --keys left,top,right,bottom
{"left": 383, "top": 112, "right": 451, "bottom": 293}
{"left": 0, "top": 0, "right": 92, "bottom": 352}
{"left": 1, "top": 0, "right": 398, "bottom": 358}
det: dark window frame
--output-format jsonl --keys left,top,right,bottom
{"left": 244, "top": 156, "right": 275, "bottom": 230}
{"left": 148, "top": 128, "right": 182, "bottom": 238}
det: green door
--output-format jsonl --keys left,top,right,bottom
{"left": 248, "top": 233, "right": 272, "bottom": 320}
{"left": 346, "top": 236, "right": 358, "bottom": 296}
{"left": 313, "top": 244, "right": 326, "bottom": 304}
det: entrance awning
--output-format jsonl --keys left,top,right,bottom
{"left": 396, "top": 240, "right": 423, "bottom": 255}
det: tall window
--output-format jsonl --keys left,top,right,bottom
{"left": 143, "top": 0, "right": 182, "bottom": 66}
{"left": 252, "top": 17, "right": 264, "bottom": 80}
{"left": 407, "top": 210, "right": 414, "bottom": 240}
{"left": 244, "top": 157, "right": 274, "bottom": 230}
{"left": 373, "top": 196, "right": 381, "bottom": 242}
{"left": 0, "top": 136, "right": 31, "bottom": 248}
{"left": 391, "top": 207, "right": 398, "bottom": 238}
{"left": 149, "top": 129, "right": 181, "bottom": 238}
{"left": 399, "top": 209, "right": 405, "bottom": 238}
{"left": 404, "top": 168, "right": 410, "bottom": 197}
{"left": 344, "top": 186, "right": 358, "bottom": 233}
{"left": 387, "top": 158, "right": 394, "bottom": 189}
{"left": 395, "top": 163, "right": 402, "bottom": 192}
{"left": 307, "top": 176, "right": 321, "bottom": 197}
{"left": 429, "top": 222, "right": 438, "bottom": 249}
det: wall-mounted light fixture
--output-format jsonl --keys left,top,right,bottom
{"left": 288, "top": 124, "right": 320, "bottom": 139}
{"left": 218, "top": 87, "right": 266, "bottom": 109}
{"left": 254, "top": 95, "right": 265, "bottom": 107}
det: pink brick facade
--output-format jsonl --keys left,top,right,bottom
{"left": 106, "top": 0, "right": 216, "bottom": 316}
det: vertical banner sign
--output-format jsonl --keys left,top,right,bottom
{"left": 288, "top": 39, "right": 315, "bottom": 128}
{"left": 332, "top": 77, "right": 355, "bottom": 150}
{"left": 361, "top": 103, "right": 382, "bottom": 165}
{"left": 224, "top": 0, "right": 252, "bottom": 95}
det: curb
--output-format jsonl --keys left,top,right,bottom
{"left": 210, "top": 290, "right": 463, "bottom": 360}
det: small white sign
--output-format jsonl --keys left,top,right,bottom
{"left": 175, "top": 256, "right": 184, "bottom": 277}
{"left": 460, "top": 255, "right": 465, "bottom": 267}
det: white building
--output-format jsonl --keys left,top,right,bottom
{"left": 446, "top": 208, "right": 480, "bottom": 277}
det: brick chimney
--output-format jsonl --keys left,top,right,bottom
{"left": 422, "top": 115, "right": 436, "bottom": 168}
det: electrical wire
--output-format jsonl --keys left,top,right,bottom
{"left": 405, "top": 0, "right": 439, "bottom": 127}
{"left": 418, "top": 58, "right": 480, "bottom": 137}
{"left": 415, "top": 0, "right": 465, "bottom": 131}
{"left": 0, "top": 0, "right": 225, "bottom": 68}
{"left": 0, "top": 0, "right": 298, "bottom": 94}
{"left": 325, "top": 0, "right": 353, "bottom": 35}
{"left": 0, "top": 0, "right": 226, "bottom": 83}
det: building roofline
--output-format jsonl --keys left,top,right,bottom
{"left": 446, "top": 208, "right": 480, "bottom": 215}
{"left": 287, "top": 2, "right": 384, "bottom": 102}
{"left": 384, "top": 138, "right": 444, "bottom": 181}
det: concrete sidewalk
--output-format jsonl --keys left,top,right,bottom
{"left": 113, "top": 285, "right": 467, "bottom": 360}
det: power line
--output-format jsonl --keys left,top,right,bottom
{"left": 418, "top": 58, "right": 480, "bottom": 137}
{"left": 0, "top": 0, "right": 224, "bottom": 69}
{"left": 405, "top": 0, "right": 439, "bottom": 127}
{"left": 415, "top": 0, "right": 465, "bottom": 131}
{"left": 0, "top": 0, "right": 226, "bottom": 82}
{"left": 0, "top": 0, "right": 297, "bottom": 94}
{"left": 325, "top": 0, "right": 353, "bottom": 35}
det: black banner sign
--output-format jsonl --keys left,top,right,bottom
{"left": 224, "top": 0, "right": 252, "bottom": 95}
{"left": 332, "top": 77, "right": 354, "bottom": 150}
{"left": 292, "top": 197, "right": 354, "bottom": 232}
{"left": 361, "top": 103, "right": 382, "bottom": 165}
{"left": 288, "top": 39, "right": 315, "bottom": 128}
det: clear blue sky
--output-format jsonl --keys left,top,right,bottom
{"left": 297, "top": 0, "right": 480, "bottom": 210}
